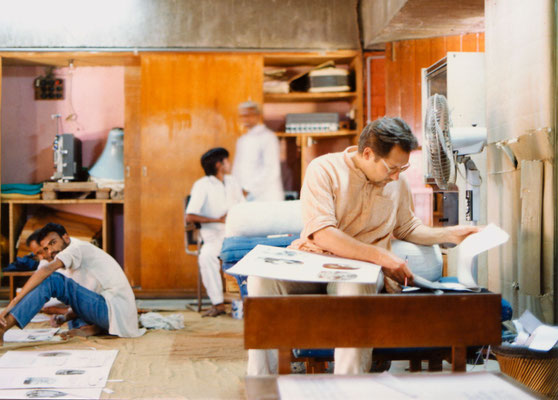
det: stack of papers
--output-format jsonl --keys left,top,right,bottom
{"left": 277, "top": 372, "right": 539, "bottom": 399}
{"left": 0, "top": 349, "right": 118, "bottom": 399}
{"left": 511, "top": 310, "right": 558, "bottom": 351}
{"left": 226, "top": 244, "right": 383, "bottom": 292}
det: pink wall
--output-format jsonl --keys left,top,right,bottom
{"left": 1, "top": 65, "right": 125, "bottom": 219}
{"left": 1, "top": 66, "right": 124, "bottom": 222}
{"left": 1, "top": 65, "right": 125, "bottom": 185}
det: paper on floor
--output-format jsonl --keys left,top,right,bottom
{"left": 4, "top": 328, "right": 59, "bottom": 343}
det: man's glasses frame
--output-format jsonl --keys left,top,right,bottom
{"left": 380, "top": 158, "right": 410, "bottom": 175}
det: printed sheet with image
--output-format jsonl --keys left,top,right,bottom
{"left": 226, "top": 244, "right": 383, "bottom": 292}
{"left": 0, "top": 349, "right": 118, "bottom": 399}
{"left": 4, "top": 328, "right": 59, "bottom": 343}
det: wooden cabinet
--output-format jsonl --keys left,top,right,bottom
{"left": 127, "top": 53, "right": 263, "bottom": 294}
{"left": 1, "top": 51, "right": 363, "bottom": 296}
{"left": 262, "top": 51, "right": 363, "bottom": 193}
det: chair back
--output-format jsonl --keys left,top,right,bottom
{"left": 184, "top": 195, "right": 202, "bottom": 256}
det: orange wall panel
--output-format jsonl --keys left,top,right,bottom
{"left": 385, "top": 33, "right": 485, "bottom": 138}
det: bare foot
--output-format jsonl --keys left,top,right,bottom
{"left": 60, "top": 324, "right": 101, "bottom": 340}
{"left": 0, "top": 314, "right": 17, "bottom": 346}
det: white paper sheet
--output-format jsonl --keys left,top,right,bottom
{"left": 30, "top": 314, "right": 52, "bottom": 323}
{"left": 453, "top": 224, "right": 509, "bottom": 288}
{"left": 277, "top": 372, "right": 538, "bottom": 400}
{"left": 0, "top": 388, "right": 102, "bottom": 399}
{"left": 0, "top": 350, "right": 118, "bottom": 370}
{"left": 0, "top": 366, "right": 108, "bottom": 389}
{"left": 226, "top": 245, "right": 383, "bottom": 291}
{"left": 277, "top": 375, "right": 410, "bottom": 400}
{"left": 4, "top": 328, "right": 59, "bottom": 343}
{"left": 527, "top": 324, "right": 558, "bottom": 351}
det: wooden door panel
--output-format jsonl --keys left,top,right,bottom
{"left": 139, "top": 54, "right": 263, "bottom": 290}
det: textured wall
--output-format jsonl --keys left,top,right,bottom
{"left": 0, "top": 0, "right": 359, "bottom": 50}
{"left": 485, "top": 0, "right": 554, "bottom": 323}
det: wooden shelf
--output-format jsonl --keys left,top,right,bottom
{"left": 276, "top": 130, "right": 357, "bottom": 138}
{"left": 263, "top": 51, "right": 359, "bottom": 67}
{"left": 1, "top": 199, "right": 124, "bottom": 204}
{"left": 264, "top": 92, "right": 357, "bottom": 103}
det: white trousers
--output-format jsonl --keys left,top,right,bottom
{"left": 198, "top": 234, "right": 224, "bottom": 305}
{"left": 246, "top": 276, "right": 377, "bottom": 375}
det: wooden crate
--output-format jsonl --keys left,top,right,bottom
{"left": 41, "top": 182, "right": 110, "bottom": 200}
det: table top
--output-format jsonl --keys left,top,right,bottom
{"left": 244, "top": 372, "right": 544, "bottom": 400}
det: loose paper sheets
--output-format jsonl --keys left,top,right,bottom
{"left": 226, "top": 245, "right": 383, "bottom": 291}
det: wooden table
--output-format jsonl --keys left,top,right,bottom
{"left": 244, "top": 373, "right": 544, "bottom": 400}
{"left": 3, "top": 271, "right": 34, "bottom": 300}
{"left": 244, "top": 293, "right": 502, "bottom": 374}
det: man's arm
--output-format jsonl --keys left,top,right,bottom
{"left": 403, "top": 224, "right": 481, "bottom": 246}
{"left": 312, "top": 226, "right": 413, "bottom": 285}
{"left": 185, "top": 213, "right": 226, "bottom": 224}
{"left": 0, "top": 259, "right": 65, "bottom": 326}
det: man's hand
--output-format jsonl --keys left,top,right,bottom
{"left": 377, "top": 248, "right": 414, "bottom": 286}
{"left": 445, "top": 225, "right": 482, "bottom": 244}
{"left": 218, "top": 213, "right": 227, "bottom": 223}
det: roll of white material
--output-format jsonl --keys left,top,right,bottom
{"left": 225, "top": 200, "right": 303, "bottom": 238}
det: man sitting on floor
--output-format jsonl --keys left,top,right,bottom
{"left": 0, "top": 223, "right": 144, "bottom": 344}
{"left": 186, "top": 147, "right": 245, "bottom": 317}
{"left": 26, "top": 228, "right": 70, "bottom": 318}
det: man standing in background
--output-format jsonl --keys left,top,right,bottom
{"left": 232, "top": 101, "right": 284, "bottom": 201}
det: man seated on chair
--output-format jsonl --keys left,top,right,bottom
{"left": 247, "top": 117, "right": 480, "bottom": 375}
{"left": 186, "top": 147, "right": 245, "bottom": 317}
{"left": 0, "top": 223, "right": 144, "bottom": 344}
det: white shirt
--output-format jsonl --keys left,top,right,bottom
{"left": 232, "top": 124, "right": 284, "bottom": 201}
{"left": 186, "top": 174, "right": 245, "bottom": 241}
{"left": 56, "top": 238, "right": 144, "bottom": 338}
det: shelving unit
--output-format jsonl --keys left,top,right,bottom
{"left": 262, "top": 51, "right": 363, "bottom": 192}
{"left": 1, "top": 199, "right": 124, "bottom": 264}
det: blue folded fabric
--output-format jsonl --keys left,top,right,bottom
{"left": 3, "top": 254, "right": 39, "bottom": 272}
{"left": 220, "top": 235, "right": 299, "bottom": 263}
{"left": 1, "top": 183, "right": 43, "bottom": 195}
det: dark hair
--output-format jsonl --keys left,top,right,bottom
{"left": 358, "top": 117, "right": 418, "bottom": 157}
{"left": 26, "top": 228, "right": 42, "bottom": 247}
{"left": 36, "top": 223, "right": 68, "bottom": 243}
{"left": 201, "top": 147, "right": 229, "bottom": 176}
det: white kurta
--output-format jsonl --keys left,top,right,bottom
{"left": 232, "top": 124, "right": 284, "bottom": 202}
{"left": 186, "top": 174, "right": 245, "bottom": 304}
{"left": 56, "top": 238, "right": 144, "bottom": 338}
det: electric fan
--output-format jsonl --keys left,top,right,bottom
{"left": 424, "top": 93, "right": 487, "bottom": 222}
{"left": 424, "top": 94, "right": 455, "bottom": 190}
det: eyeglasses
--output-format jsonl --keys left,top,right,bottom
{"left": 380, "top": 158, "right": 410, "bottom": 175}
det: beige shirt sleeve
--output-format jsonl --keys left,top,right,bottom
{"left": 392, "top": 178, "right": 423, "bottom": 240}
{"left": 300, "top": 159, "right": 338, "bottom": 239}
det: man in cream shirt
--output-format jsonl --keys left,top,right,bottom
{"left": 232, "top": 101, "right": 284, "bottom": 202}
{"left": 247, "top": 117, "right": 480, "bottom": 375}
{"left": 0, "top": 223, "right": 144, "bottom": 343}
